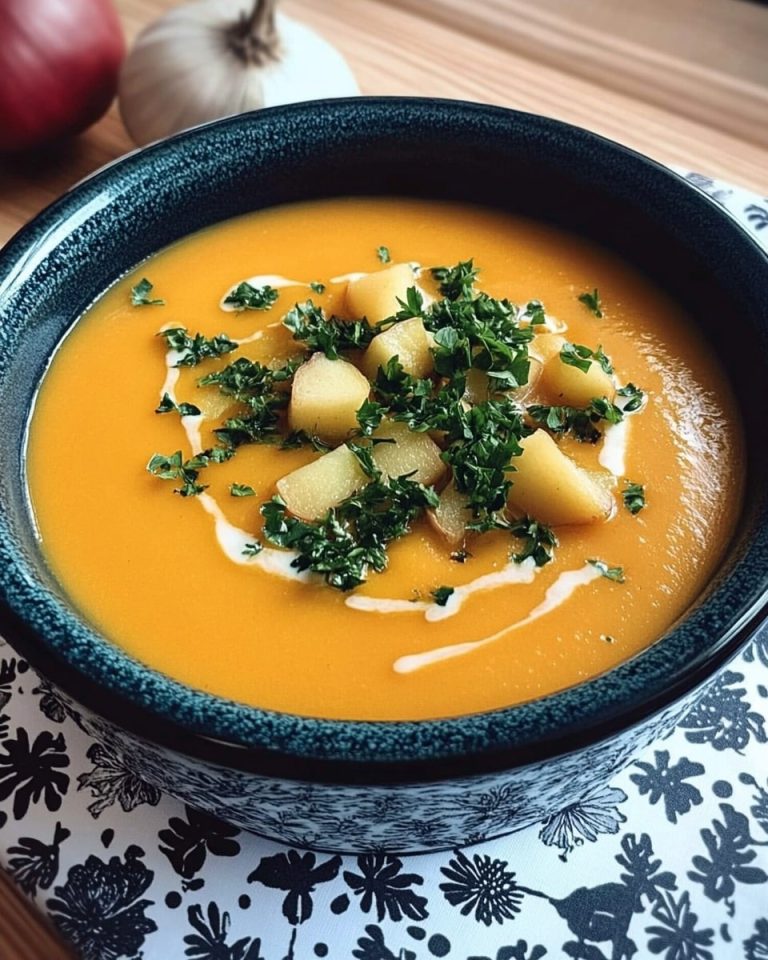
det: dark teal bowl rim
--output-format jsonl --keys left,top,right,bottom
{"left": 0, "top": 97, "right": 767, "bottom": 785}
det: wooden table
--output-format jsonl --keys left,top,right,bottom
{"left": 1, "top": 0, "right": 766, "bottom": 955}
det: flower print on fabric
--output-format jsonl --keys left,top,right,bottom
{"left": 744, "top": 918, "right": 768, "bottom": 960}
{"left": 645, "top": 891, "right": 714, "bottom": 960}
{"left": 352, "top": 924, "right": 416, "bottom": 960}
{"left": 538, "top": 785, "right": 627, "bottom": 858}
{"left": 630, "top": 751, "right": 704, "bottom": 824}
{"left": 0, "top": 727, "right": 69, "bottom": 819}
{"left": 184, "top": 902, "right": 264, "bottom": 960}
{"left": 77, "top": 742, "right": 161, "bottom": 818}
{"left": 439, "top": 850, "right": 531, "bottom": 926}
{"left": 343, "top": 852, "right": 428, "bottom": 922}
{"left": 32, "top": 677, "right": 81, "bottom": 726}
{"left": 46, "top": 846, "right": 157, "bottom": 960}
{"left": 159, "top": 804, "right": 240, "bottom": 879}
{"left": 688, "top": 803, "right": 768, "bottom": 915}
{"left": 248, "top": 850, "right": 342, "bottom": 925}
{"left": 680, "top": 671, "right": 766, "bottom": 753}
{"left": 7, "top": 821, "right": 70, "bottom": 895}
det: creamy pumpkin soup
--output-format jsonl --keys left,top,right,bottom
{"left": 26, "top": 198, "right": 741, "bottom": 720}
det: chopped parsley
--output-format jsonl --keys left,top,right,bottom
{"left": 509, "top": 516, "right": 558, "bottom": 567}
{"left": 376, "top": 245, "right": 391, "bottom": 264}
{"left": 283, "top": 301, "right": 376, "bottom": 359}
{"left": 520, "top": 300, "right": 546, "bottom": 326}
{"left": 309, "top": 281, "right": 326, "bottom": 294}
{"left": 280, "top": 430, "right": 332, "bottom": 453}
{"left": 431, "top": 585, "right": 455, "bottom": 606}
{"left": 622, "top": 481, "right": 646, "bottom": 515}
{"left": 224, "top": 282, "right": 279, "bottom": 311}
{"left": 147, "top": 450, "right": 217, "bottom": 497}
{"left": 230, "top": 483, "right": 256, "bottom": 497}
{"left": 261, "top": 463, "right": 438, "bottom": 590}
{"left": 617, "top": 382, "right": 645, "bottom": 412}
{"left": 356, "top": 399, "right": 387, "bottom": 436}
{"left": 242, "top": 541, "right": 263, "bottom": 557}
{"left": 560, "top": 342, "right": 613, "bottom": 375}
{"left": 131, "top": 278, "right": 165, "bottom": 306}
{"left": 154, "top": 393, "right": 201, "bottom": 417}
{"left": 431, "top": 259, "right": 479, "bottom": 300}
{"left": 588, "top": 558, "right": 625, "bottom": 582}
{"left": 528, "top": 397, "right": 624, "bottom": 443}
{"left": 158, "top": 327, "right": 238, "bottom": 367}
{"left": 578, "top": 288, "right": 603, "bottom": 318}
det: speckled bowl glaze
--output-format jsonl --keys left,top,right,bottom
{"left": 0, "top": 99, "right": 767, "bottom": 852}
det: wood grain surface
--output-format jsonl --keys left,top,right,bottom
{"left": 0, "top": 0, "right": 766, "bottom": 956}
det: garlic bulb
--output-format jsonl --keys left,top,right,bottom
{"left": 119, "top": 0, "right": 359, "bottom": 146}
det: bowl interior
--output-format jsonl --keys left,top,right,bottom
{"left": 0, "top": 98, "right": 767, "bottom": 783}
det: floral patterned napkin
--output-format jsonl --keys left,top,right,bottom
{"left": 1, "top": 172, "right": 767, "bottom": 960}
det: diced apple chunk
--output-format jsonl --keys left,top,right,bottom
{"left": 507, "top": 429, "right": 613, "bottom": 526}
{"left": 289, "top": 353, "right": 370, "bottom": 444}
{"left": 363, "top": 317, "right": 433, "bottom": 380}
{"left": 345, "top": 263, "right": 416, "bottom": 323}
{"left": 372, "top": 421, "right": 445, "bottom": 486}
{"left": 539, "top": 353, "right": 616, "bottom": 408}
{"left": 276, "top": 445, "right": 366, "bottom": 520}
{"left": 529, "top": 333, "right": 565, "bottom": 364}
{"left": 428, "top": 481, "right": 473, "bottom": 545}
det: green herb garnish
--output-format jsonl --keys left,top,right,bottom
{"left": 242, "top": 542, "right": 263, "bottom": 557}
{"left": 588, "top": 559, "right": 625, "bottom": 582}
{"left": 224, "top": 282, "right": 279, "bottom": 311}
{"left": 283, "top": 301, "right": 376, "bottom": 359}
{"left": 617, "top": 382, "right": 645, "bottom": 412}
{"left": 154, "top": 393, "right": 201, "bottom": 417}
{"left": 147, "top": 451, "right": 209, "bottom": 497}
{"left": 131, "top": 278, "right": 165, "bottom": 306}
{"left": 158, "top": 328, "right": 238, "bottom": 367}
{"left": 376, "top": 246, "right": 391, "bottom": 264}
{"left": 230, "top": 483, "right": 256, "bottom": 497}
{"left": 431, "top": 585, "right": 455, "bottom": 606}
{"left": 280, "top": 430, "right": 332, "bottom": 453}
{"left": 560, "top": 342, "right": 613, "bottom": 375}
{"left": 528, "top": 397, "right": 624, "bottom": 443}
{"left": 309, "top": 281, "right": 326, "bottom": 294}
{"left": 578, "top": 288, "right": 603, "bottom": 318}
{"left": 622, "top": 481, "right": 646, "bottom": 515}
{"left": 431, "top": 259, "right": 479, "bottom": 301}
{"left": 509, "top": 516, "right": 559, "bottom": 567}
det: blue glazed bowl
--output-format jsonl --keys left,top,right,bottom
{"left": 1, "top": 98, "right": 767, "bottom": 852}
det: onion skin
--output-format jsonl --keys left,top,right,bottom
{"left": 0, "top": 0, "right": 125, "bottom": 154}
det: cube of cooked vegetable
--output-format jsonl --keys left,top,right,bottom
{"left": 289, "top": 353, "right": 370, "bottom": 444}
{"left": 529, "top": 333, "right": 565, "bottom": 364}
{"left": 276, "top": 445, "right": 366, "bottom": 520}
{"left": 428, "top": 481, "right": 473, "bottom": 545}
{"left": 539, "top": 353, "right": 616, "bottom": 408}
{"left": 508, "top": 429, "right": 613, "bottom": 525}
{"left": 345, "top": 263, "right": 416, "bottom": 322}
{"left": 363, "top": 317, "right": 433, "bottom": 380}
{"left": 372, "top": 420, "right": 445, "bottom": 486}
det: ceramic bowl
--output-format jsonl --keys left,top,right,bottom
{"left": 1, "top": 98, "right": 767, "bottom": 853}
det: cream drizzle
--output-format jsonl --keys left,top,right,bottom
{"left": 393, "top": 563, "right": 603, "bottom": 674}
{"left": 598, "top": 389, "right": 647, "bottom": 477}
{"left": 345, "top": 557, "right": 538, "bottom": 621}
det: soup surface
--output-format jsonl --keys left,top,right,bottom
{"left": 27, "top": 198, "right": 741, "bottom": 720}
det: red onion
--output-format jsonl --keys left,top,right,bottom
{"left": 0, "top": 0, "right": 125, "bottom": 154}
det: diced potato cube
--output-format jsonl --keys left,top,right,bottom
{"left": 529, "top": 333, "right": 565, "bottom": 364}
{"left": 373, "top": 420, "right": 445, "bottom": 486}
{"left": 539, "top": 352, "right": 616, "bottom": 408}
{"left": 363, "top": 317, "right": 434, "bottom": 380}
{"left": 289, "top": 353, "right": 370, "bottom": 444}
{"left": 195, "top": 388, "right": 244, "bottom": 422}
{"left": 508, "top": 429, "right": 613, "bottom": 525}
{"left": 428, "top": 481, "right": 473, "bottom": 546}
{"left": 346, "top": 263, "right": 416, "bottom": 323}
{"left": 463, "top": 355, "right": 543, "bottom": 406}
{"left": 276, "top": 445, "right": 366, "bottom": 520}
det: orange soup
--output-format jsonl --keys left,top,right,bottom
{"left": 26, "top": 197, "right": 742, "bottom": 720}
